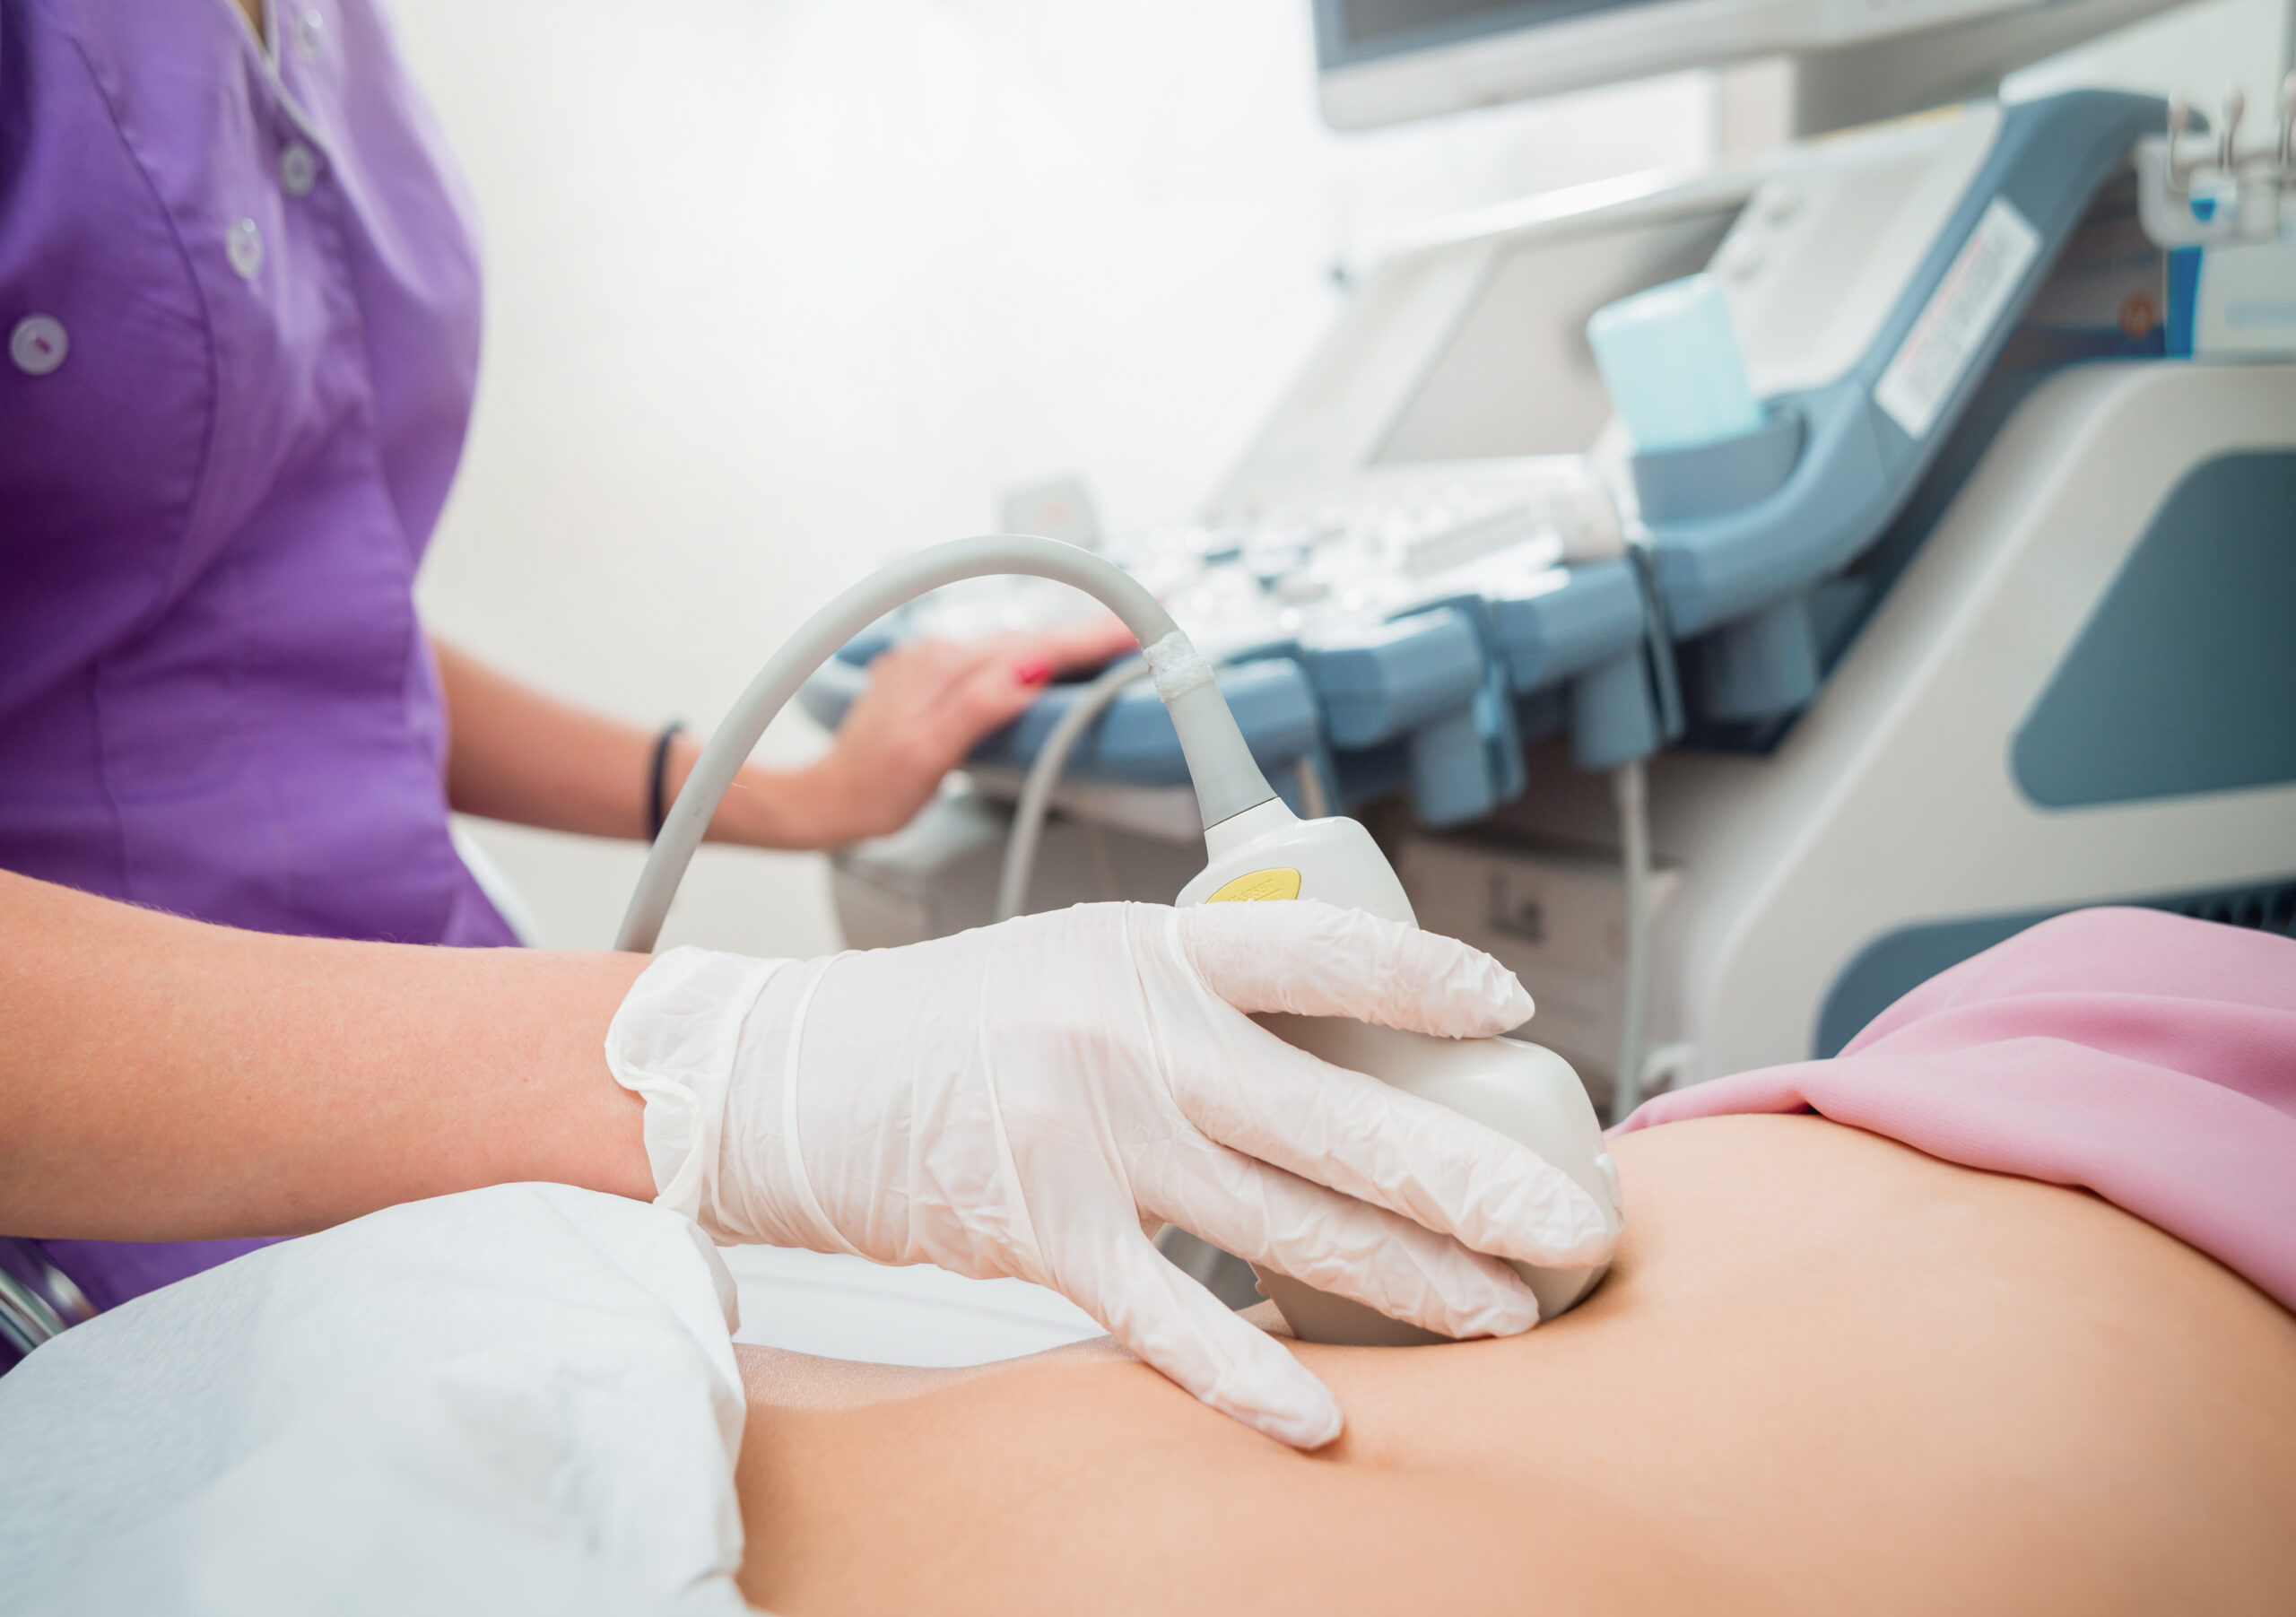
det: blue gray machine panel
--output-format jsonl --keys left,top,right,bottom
{"left": 2013, "top": 451, "right": 2296, "bottom": 808}
{"left": 1639, "top": 91, "right": 2169, "bottom": 725}
{"left": 799, "top": 93, "right": 2197, "bottom": 834}
{"left": 1814, "top": 874, "right": 2296, "bottom": 1056}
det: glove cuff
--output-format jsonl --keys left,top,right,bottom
{"left": 604, "top": 946, "right": 792, "bottom": 1232}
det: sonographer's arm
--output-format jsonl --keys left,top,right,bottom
{"left": 430, "top": 618, "right": 1133, "bottom": 851}
{"left": 0, "top": 869, "right": 656, "bottom": 1240}
{"left": 4, "top": 867, "right": 1622, "bottom": 1450}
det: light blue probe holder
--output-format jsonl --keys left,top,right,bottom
{"left": 1627, "top": 91, "right": 2166, "bottom": 728}
{"left": 1586, "top": 273, "right": 1762, "bottom": 453}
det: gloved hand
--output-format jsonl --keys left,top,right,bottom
{"left": 605, "top": 900, "right": 1616, "bottom": 1448}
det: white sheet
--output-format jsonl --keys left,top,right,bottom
{"left": 0, "top": 1185, "right": 752, "bottom": 1616}
{"left": 720, "top": 1243, "right": 1104, "bottom": 1366}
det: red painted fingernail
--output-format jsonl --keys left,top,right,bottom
{"left": 1013, "top": 656, "right": 1053, "bottom": 685}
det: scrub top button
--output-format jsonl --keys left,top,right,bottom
{"left": 293, "top": 6, "right": 326, "bottom": 60}
{"left": 228, "top": 218, "right": 265, "bottom": 280}
{"left": 8, "top": 314, "right": 68, "bottom": 376}
{"left": 280, "top": 142, "right": 320, "bottom": 197}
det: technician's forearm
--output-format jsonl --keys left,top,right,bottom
{"left": 0, "top": 870, "right": 655, "bottom": 1239}
{"left": 430, "top": 636, "right": 823, "bottom": 848}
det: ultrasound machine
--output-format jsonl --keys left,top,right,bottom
{"left": 801, "top": 0, "right": 2296, "bottom": 1123}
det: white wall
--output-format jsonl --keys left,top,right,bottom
{"left": 398, "top": 0, "right": 1714, "bottom": 954}
{"left": 400, "top": 0, "right": 2286, "bottom": 960}
{"left": 2004, "top": 0, "right": 2291, "bottom": 118}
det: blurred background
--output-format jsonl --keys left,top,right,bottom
{"left": 402, "top": 0, "right": 2292, "bottom": 959}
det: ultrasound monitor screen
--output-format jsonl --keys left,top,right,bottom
{"left": 1371, "top": 203, "right": 1740, "bottom": 464}
{"left": 1315, "top": 0, "right": 1666, "bottom": 69}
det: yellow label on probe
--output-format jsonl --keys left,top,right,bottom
{"left": 1205, "top": 867, "right": 1302, "bottom": 903}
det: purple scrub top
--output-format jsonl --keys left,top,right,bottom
{"left": 1, "top": 0, "right": 518, "bottom": 1311}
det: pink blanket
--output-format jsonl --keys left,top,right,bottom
{"left": 1615, "top": 908, "right": 2296, "bottom": 1312}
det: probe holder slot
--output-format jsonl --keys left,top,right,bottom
{"left": 1630, "top": 404, "right": 1805, "bottom": 525}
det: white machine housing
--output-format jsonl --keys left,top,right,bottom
{"left": 830, "top": 97, "right": 2295, "bottom": 1112}
{"left": 1483, "top": 360, "right": 2296, "bottom": 1086}
{"left": 1311, "top": 0, "right": 2184, "bottom": 134}
{"left": 1222, "top": 104, "right": 2007, "bottom": 514}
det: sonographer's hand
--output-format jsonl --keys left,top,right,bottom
{"left": 604, "top": 901, "right": 1615, "bottom": 1449}
{"left": 794, "top": 615, "right": 1137, "bottom": 844}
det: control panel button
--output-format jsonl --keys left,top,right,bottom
{"left": 1719, "top": 235, "right": 1764, "bottom": 281}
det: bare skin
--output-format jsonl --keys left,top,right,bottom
{"left": 0, "top": 871, "right": 652, "bottom": 1239}
{"left": 431, "top": 620, "right": 1135, "bottom": 853}
{"left": 733, "top": 1115, "right": 2296, "bottom": 1617}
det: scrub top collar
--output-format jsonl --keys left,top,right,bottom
{"left": 213, "top": 0, "right": 336, "bottom": 164}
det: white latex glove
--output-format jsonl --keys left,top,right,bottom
{"left": 605, "top": 900, "right": 1615, "bottom": 1448}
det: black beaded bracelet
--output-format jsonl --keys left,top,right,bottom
{"left": 647, "top": 721, "right": 687, "bottom": 842}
